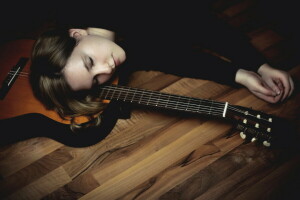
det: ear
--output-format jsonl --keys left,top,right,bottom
{"left": 69, "top": 29, "right": 88, "bottom": 39}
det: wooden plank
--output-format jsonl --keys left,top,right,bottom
{"left": 80, "top": 120, "right": 232, "bottom": 200}
{"left": 6, "top": 167, "right": 71, "bottom": 200}
{"left": 0, "top": 138, "right": 63, "bottom": 178}
{"left": 0, "top": 148, "right": 72, "bottom": 198}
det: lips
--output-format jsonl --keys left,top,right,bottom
{"left": 112, "top": 54, "right": 119, "bottom": 66}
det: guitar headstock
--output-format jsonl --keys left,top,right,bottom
{"left": 227, "top": 105, "right": 296, "bottom": 148}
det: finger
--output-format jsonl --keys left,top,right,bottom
{"left": 252, "top": 84, "right": 282, "bottom": 103}
{"left": 275, "top": 79, "right": 284, "bottom": 93}
{"left": 277, "top": 77, "right": 290, "bottom": 101}
{"left": 288, "top": 76, "right": 294, "bottom": 97}
{"left": 253, "top": 91, "right": 280, "bottom": 103}
{"left": 265, "top": 78, "right": 281, "bottom": 95}
{"left": 259, "top": 82, "right": 277, "bottom": 96}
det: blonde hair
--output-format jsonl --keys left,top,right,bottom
{"left": 30, "top": 28, "right": 106, "bottom": 131}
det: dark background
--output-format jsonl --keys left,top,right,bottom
{"left": 1, "top": 0, "right": 300, "bottom": 59}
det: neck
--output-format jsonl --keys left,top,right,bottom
{"left": 99, "top": 84, "right": 230, "bottom": 118}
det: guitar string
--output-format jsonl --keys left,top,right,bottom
{"left": 108, "top": 94, "right": 224, "bottom": 116}
{"left": 8, "top": 71, "right": 29, "bottom": 77}
{"left": 104, "top": 94, "right": 224, "bottom": 116}
{"left": 9, "top": 70, "right": 29, "bottom": 74}
{"left": 103, "top": 89, "right": 271, "bottom": 123}
{"left": 8, "top": 72, "right": 230, "bottom": 112}
{"left": 101, "top": 85, "right": 271, "bottom": 122}
{"left": 102, "top": 85, "right": 228, "bottom": 109}
{"left": 8, "top": 72, "right": 270, "bottom": 121}
{"left": 100, "top": 91, "right": 224, "bottom": 116}
{"left": 101, "top": 85, "right": 238, "bottom": 111}
{"left": 101, "top": 86, "right": 227, "bottom": 116}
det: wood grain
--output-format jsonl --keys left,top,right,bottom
{"left": 1, "top": 0, "right": 300, "bottom": 199}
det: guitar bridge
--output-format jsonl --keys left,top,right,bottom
{"left": 0, "top": 57, "right": 28, "bottom": 99}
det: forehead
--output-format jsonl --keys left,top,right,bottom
{"left": 71, "top": 35, "right": 113, "bottom": 59}
{"left": 77, "top": 35, "right": 110, "bottom": 48}
{"left": 63, "top": 49, "right": 91, "bottom": 91}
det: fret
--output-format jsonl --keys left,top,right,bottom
{"left": 209, "top": 100, "right": 213, "bottom": 115}
{"left": 175, "top": 96, "right": 181, "bottom": 109}
{"left": 110, "top": 87, "right": 116, "bottom": 100}
{"left": 116, "top": 88, "right": 122, "bottom": 100}
{"left": 146, "top": 92, "right": 152, "bottom": 105}
{"left": 160, "top": 93, "right": 169, "bottom": 108}
{"left": 123, "top": 87, "right": 129, "bottom": 101}
{"left": 104, "top": 88, "right": 110, "bottom": 99}
{"left": 155, "top": 92, "right": 161, "bottom": 106}
{"left": 166, "top": 94, "right": 170, "bottom": 109}
{"left": 176, "top": 96, "right": 186, "bottom": 111}
{"left": 138, "top": 90, "right": 144, "bottom": 104}
{"left": 186, "top": 98, "right": 191, "bottom": 111}
{"left": 197, "top": 99, "right": 202, "bottom": 114}
{"left": 99, "top": 88, "right": 106, "bottom": 99}
{"left": 130, "top": 88, "right": 137, "bottom": 103}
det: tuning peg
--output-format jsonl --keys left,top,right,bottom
{"left": 251, "top": 137, "right": 257, "bottom": 142}
{"left": 240, "top": 132, "right": 246, "bottom": 139}
{"left": 263, "top": 140, "right": 271, "bottom": 147}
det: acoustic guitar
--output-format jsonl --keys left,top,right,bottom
{"left": 0, "top": 39, "right": 295, "bottom": 148}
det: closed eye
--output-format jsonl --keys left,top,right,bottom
{"left": 83, "top": 56, "right": 94, "bottom": 71}
{"left": 89, "top": 57, "right": 94, "bottom": 68}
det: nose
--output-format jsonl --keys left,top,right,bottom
{"left": 93, "top": 62, "right": 115, "bottom": 75}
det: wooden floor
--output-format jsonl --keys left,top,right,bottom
{"left": 1, "top": 0, "right": 300, "bottom": 199}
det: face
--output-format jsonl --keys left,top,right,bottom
{"left": 63, "top": 34, "right": 126, "bottom": 91}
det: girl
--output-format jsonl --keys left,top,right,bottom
{"left": 29, "top": 5, "right": 294, "bottom": 130}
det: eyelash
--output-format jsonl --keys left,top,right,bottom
{"left": 89, "top": 57, "right": 94, "bottom": 67}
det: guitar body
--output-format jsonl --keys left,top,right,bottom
{"left": 0, "top": 40, "right": 78, "bottom": 124}
{"left": 0, "top": 39, "right": 122, "bottom": 147}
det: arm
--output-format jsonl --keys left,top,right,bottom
{"left": 195, "top": 12, "right": 267, "bottom": 73}
{"left": 197, "top": 13, "right": 294, "bottom": 103}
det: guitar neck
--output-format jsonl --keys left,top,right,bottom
{"left": 99, "top": 84, "right": 232, "bottom": 119}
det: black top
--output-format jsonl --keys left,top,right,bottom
{"left": 55, "top": 2, "right": 267, "bottom": 87}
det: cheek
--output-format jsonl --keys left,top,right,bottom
{"left": 64, "top": 69, "right": 92, "bottom": 90}
{"left": 98, "top": 74, "right": 113, "bottom": 84}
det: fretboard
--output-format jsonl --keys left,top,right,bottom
{"left": 99, "top": 84, "right": 230, "bottom": 118}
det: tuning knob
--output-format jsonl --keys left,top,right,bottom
{"left": 240, "top": 132, "right": 246, "bottom": 139}
{"left": 263, "top": 141, "right": 271, "bottom": 147}
{"left": 251, "top": 137, "right": 257, "bottom": 142}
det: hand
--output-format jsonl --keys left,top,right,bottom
{"left": 235, "top": 69, "right": 283, "bottom": 103}
{"left": 258, "top": 63, "right": 294, "bottom": 102}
